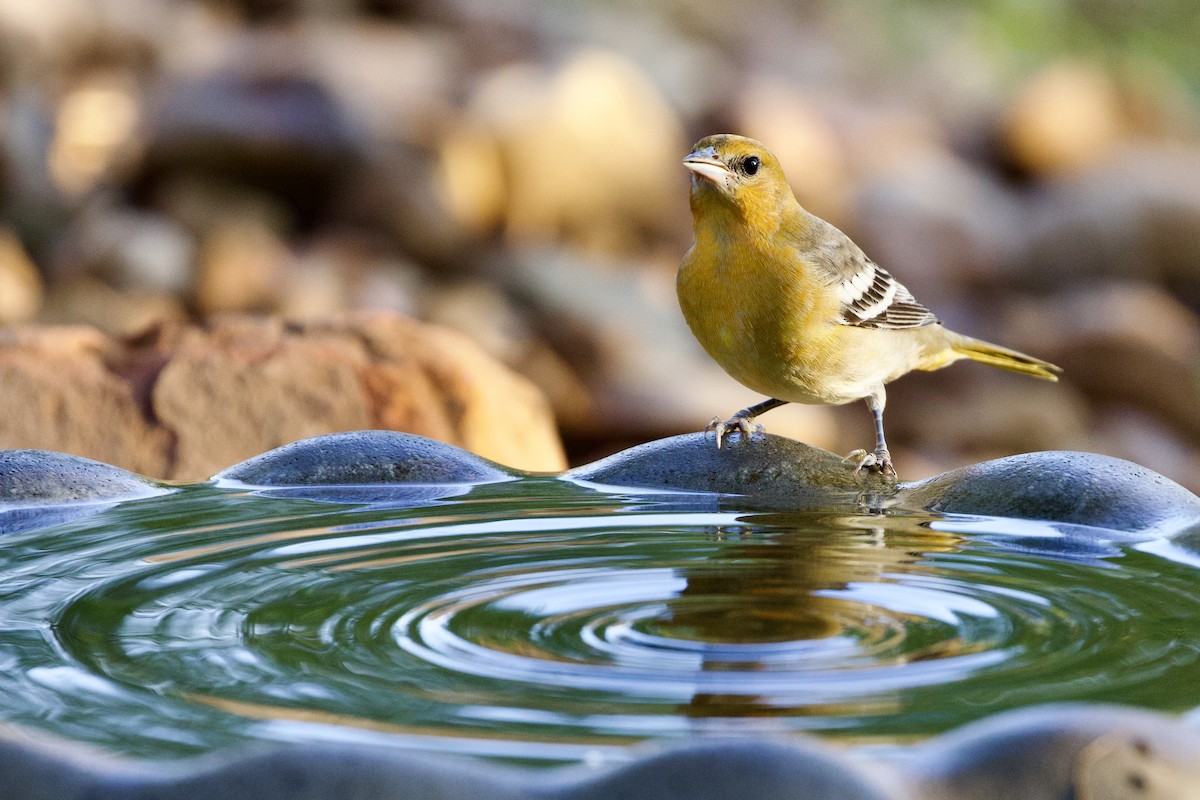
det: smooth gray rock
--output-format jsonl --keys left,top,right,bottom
{"left": 3, "top": 706, "right": 1198, "bottom": 799}
{"left": 545, "top": 741, "right": 898, "bottom": 800}
{"left": 897, "top": 451, "right": 1200, "bottom": 538}
{"left": 0, "top": 450, "right": 165, "bottom": 505}
{"left": 565, "top": 432, "right": 891, "bottom": 505}
{"left": 906, "top": 704, "right": 1200, "bottom": 800}
{"left": 0, "top": 735, "right": 896, "bottom": 800}
{"left": 214, "top": 431, "right": 517, "bottom": 487}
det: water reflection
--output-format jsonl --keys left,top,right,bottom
{"left": 0, "top": 482, "right": 1197, "bottom": 762}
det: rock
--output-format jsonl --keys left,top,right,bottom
{"left": 48, "top": 73, "right": 143, "bottom": 196}
{"left": 0, "top": 449, "right": 163, "bottom": 504}
{"left": 0, "top": 229, "right": 42, "bottom": 323}
{"left": 308, "top": 20, "right": 461, "bottom": 146}
{"left": 0, "top": 449, "right": 168, "bottom": 535}
{"left": 850, "top": 149, "right": 1023, "bottom": 304}
{"left": 897, "top": 451, "right": 1200, "bottom": 539}
{"left": 0, "top": 705, "right": 1196, "bottom": 799}
{"left": 883, "top": 367, "right": 1092, "bottom": 472}
{"left": 561, "top": 741, "right": 896, "bottom": 800}
{"left": 50, "top": 205, "right": 194, "bottom": 295}
{"left": 1016, "top": 146, "right": 1200, "bottom": 299}
{"left": 0, "top": 326, "right": 173, "bottom": 476}
{"left": 1001, "top": 60, "right": 1124, "bottom": 178}
{"left": 566, "top": 432, "right": 889, "bottom": 506}
{"left": 0, "top": 733, "right": 896, "bottom": 800}
{"left": 510, "top": 247, "right": 838, "bottom": 452}
{"left": 37, "top": 276, "right": 187, "bottom": 336}
{"left": 1090, "top": 407, "right": 1200, "bottom": 495}
{"left": 907, "top": 704, "right": 1200, "bottom": 800}
{"left": 1002, "top": 282, "right": 1200, "bottom": 443}
{"left": 346, "top": 312, "right": 565, "bottom": 473}
{"left": 0, "top": 314, "right": 566, "bottom": 481}
{"left": 194, "top": 217, "right": 294, "bottom": 315}
{"left": 441, "top": 47, "right": 686, "bottom": 253}
{"left": 130, "top": 54, "right": 366, "bottom": 233}
{"left": 216, "top": 430, "right": 515, "bottom": 486}
{"left": 734, "top": 78, "right": 851, "bottom": 223}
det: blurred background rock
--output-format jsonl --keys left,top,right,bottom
{"left": 0, "top": 0, "right": 1198, "bottom": 487}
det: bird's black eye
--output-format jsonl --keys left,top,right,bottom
{"left": 742, "top": 156, "right": 761, "bottom": 176}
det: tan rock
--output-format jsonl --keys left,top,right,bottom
{"left": 882, "top": 366, "right": 1093, "bottom": 473}
{"left": 0, "top": 314, "right": 565, "bottom": 480}
{"left": 0, "top": 325, "right": 171, "bottom": 476}
{"left": 0, "top": 230, "right": 43, "bottom": 323}
{"left": 734, "top": 78, "right": 851, "bottom": 224}
{"left": 194, "top": 218, "right": 293, "bottom": 315}
{"left": 440, "top": 47, "right": 687, "bottom": 254}
{"left": 1002, "top": 60, "right": 1124, "bottom": 177}
{"left": 1003, "top": 282, "right": 1200, "bottom": 440}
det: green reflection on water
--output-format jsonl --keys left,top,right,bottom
{"left": 1, "top": 479, "right": 1198, "bottom": 763}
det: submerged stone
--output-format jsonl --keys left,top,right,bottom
{"left": 0, "top": 450, "right": 165, "bottom": 504}
{"left": 907, "top": 704, "right": 1200, "bottom": 800}
{"left": 215, "top": 431, "right": 517, "bottom": 487}
{"left": 565, "top": 432, "right": 888, "bottom": 504}
{"left": 898, "top": 451, "right": 1200, "bottom": 538}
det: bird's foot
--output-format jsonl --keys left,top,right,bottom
{"left": 844, "top": 447, "right": 897, "bottom": 477}
{"left": 705, "top": 414, "right": 762, "bottom": 449}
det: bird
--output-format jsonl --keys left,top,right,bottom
{"left": 677, "top": 134, "right": 1060, "bottom": 476}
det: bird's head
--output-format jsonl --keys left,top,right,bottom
{"left": 683, "top": 134, "right": 792, "bottom": 220}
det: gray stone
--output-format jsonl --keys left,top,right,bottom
{"left": 214, "top": 430, "right": 517, "bottom": 487}
{"left": 564, "top": 432, "right": 893, "bottom": 507}
{"left": 906, "top": 704, "right": 1200, "bottom": 800}
{"left": 0, "top": 734, "right": 897, "bottom": 800}
{"left": 897, "top": 451, "right": 1200, "bottom": 539}
{"left": 0, "top": 449, "right": 167, "bottom": 535}
{"left": 0, "top": 450, "right": 165, "bottom": 505}
{"left": 551, "top": 740, "right": 898, "bottom": 800}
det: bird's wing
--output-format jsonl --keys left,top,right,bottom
{"left": 806, "top": 225, "right": 939, "bottom": 330}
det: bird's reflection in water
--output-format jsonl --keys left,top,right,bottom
{"left": 660, "top": 509, "right": 963, "bottom": 720}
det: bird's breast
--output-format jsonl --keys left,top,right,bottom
{"left": 678, "top": 237, "right": 842, "bottom": 402}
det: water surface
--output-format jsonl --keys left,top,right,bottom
{"left": 2, "top": 478, "right": 1198, "bottom": 763}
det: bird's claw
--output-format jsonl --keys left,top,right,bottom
{"left": 705, "top": 415, "right": 761, "bottom": 449}
{"left": 844, "top": 448, "right": 897, "bottom": 477}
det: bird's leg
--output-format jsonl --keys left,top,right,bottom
{"left": 706, "top": 397, "right": 787, "bottom": 449}
{"left": 845, "top": 392, "right": 896, "bottom": 476}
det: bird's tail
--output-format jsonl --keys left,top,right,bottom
{"left": 949, "top": 334, "right": 1061, "bottom": 381}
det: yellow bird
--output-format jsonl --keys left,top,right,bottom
{"left": 678, "top": 134, "right": 1060, "bottom": 476}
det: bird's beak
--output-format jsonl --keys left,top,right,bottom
{"left": 683, "top": 147, "right": 733, "bottom": 186}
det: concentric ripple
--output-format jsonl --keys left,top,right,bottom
{"left": 1, "top": 480, "right": 1199, "bottom": 762}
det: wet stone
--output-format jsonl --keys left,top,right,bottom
{"left": 214, "top": 430, "right": 517, "bottom": 487}
{"left": 0, "top": 735, "right": 895, "bottom": 800}
{"left": 0, "top": 450, "right": 165, "bottom": 505}
{"left": 896, "top": 451, "right": 1200, "bottom": 538}
{"left": 565, "top": 432, "right": 890, "bottom": 505}
{"left": 555, "top": 741, "right": 896, "bottom": 800}
{"left": 0, "top": 449, "right": 168, "bottom": 535}
{"left": 2, "top": 707, "right": 1197, "bottom": 799}
{"left": 906, "top": 704, "right": 1200, "bottom": 800}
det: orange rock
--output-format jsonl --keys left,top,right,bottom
{"left": 0, "top": 325, "right": 171, "bottom": 476}
{"left": 0, "top": 231, "right": 43, "bottom": 324}
{"left": 1002, "top": 61, "right": 1124, "bottom": 177}
{"left": 0, "top": 314, "right": 565, "bottom": 480}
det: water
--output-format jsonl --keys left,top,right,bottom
{"left": 2, "top": 477, "right": 1199, "bottom": 764}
